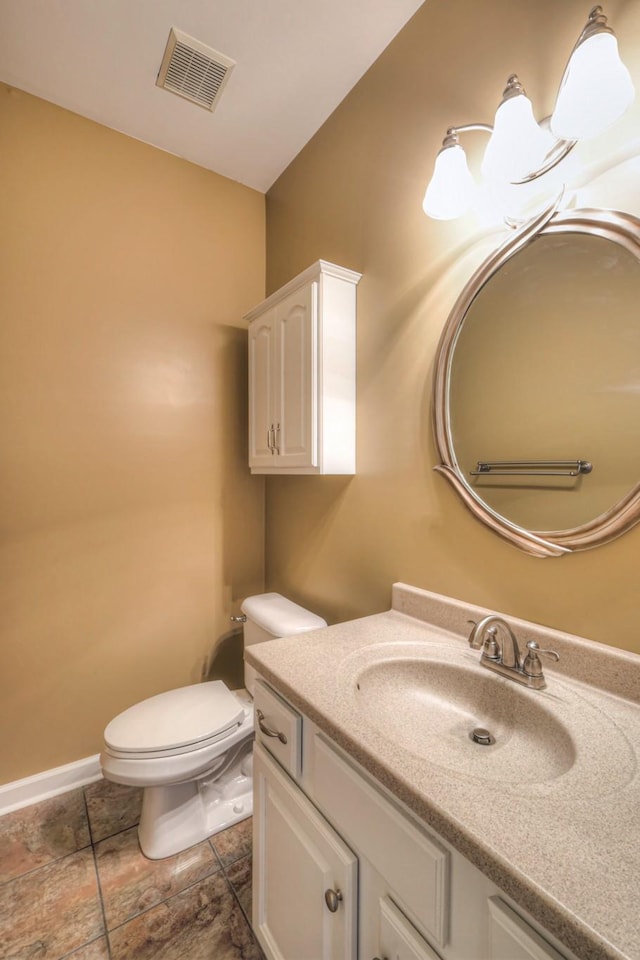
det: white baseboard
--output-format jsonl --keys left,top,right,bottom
{"left": 0, "top": 755, "right": 103, "bottom": 816}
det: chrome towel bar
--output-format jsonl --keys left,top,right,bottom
{"left": 471, "top": 459, "right": 593, "bottom": 478}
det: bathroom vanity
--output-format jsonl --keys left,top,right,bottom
{"left": 246, "top": 583, "right": 640, "bottom": 960}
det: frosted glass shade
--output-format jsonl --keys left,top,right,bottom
{"left": 481, "top": 93, "right": 555, "bottom": 182}
{"left": 551, "top": 33, "right": 635, "bottom": 140}
{"left": 423, "top": 144, "right": 476, "bottom": 220}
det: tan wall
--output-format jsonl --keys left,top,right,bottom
{"left": 264, "top": 0, "right": 640, "bottom": 652}
{"left": 0, "top": 85, "right": 265, "bottom": 783}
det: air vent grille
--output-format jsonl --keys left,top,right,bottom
{"left": 157, "top": 28, "right": 235, "bottom": 112}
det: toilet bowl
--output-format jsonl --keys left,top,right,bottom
{"left": 100, "top": 593, "right": 326, "bottom": 859}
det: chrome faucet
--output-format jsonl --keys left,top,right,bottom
{"left": 467, "top": 615, "right": 559, "bottom": 690}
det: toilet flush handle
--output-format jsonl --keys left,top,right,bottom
{"left": 230, "top": 614, "right": 247, "bottom": 622}
{"left": 256, "top": 709, "right": 288, "bottom": 744}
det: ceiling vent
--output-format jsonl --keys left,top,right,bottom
{"left": 156, "top": 28, "right": 235, "bottom": 112}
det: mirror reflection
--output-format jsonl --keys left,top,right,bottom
{"left": 433, "top": 208, "right": 640, "bottom": 554}
{"left": 448, "top": 230, "right": 640, "bottom": 533}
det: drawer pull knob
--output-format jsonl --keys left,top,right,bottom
{"left": 256, "top": 709, "right": 288, "bottom": 744}
{"left": 324, "top": 888, "right": 343, "bottom": 912}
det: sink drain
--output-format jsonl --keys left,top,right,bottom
{"left": 470, "top": 727, "right": 495, "bottom": 746}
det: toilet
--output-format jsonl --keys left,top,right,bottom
{"left": 100, "top": 593, "right": 326, "bottom": 859}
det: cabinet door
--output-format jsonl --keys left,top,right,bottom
{"left": 275, "top": 282, "right": 317, "bottom": 468}
{"left": 375, "top": 896, "right": 443, "bottom": 960}
{"left": 488, "top": 898, "right": 567, "bottom": 960}
{"left": 249, "top": 309, "right": 277, "bottom": 468}
{"left": 253, "top": 743, "right": 357, "bottom": 960}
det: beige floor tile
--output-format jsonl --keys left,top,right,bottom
{"left": 211, "top": 816, "right": 252, "bottom": 867}
{"left": 0, "top": 848, "right": 104, "bottom": 959}
{"left": 108, "top": 871, "right": 264, "bottom": 960}
{"left": 84, "top": 779, "right": 142, "bottom": 843}
{"left": 95, "top": 825, "right": 220, "bottom": 929}
{"left": 0, "top": 789, "right": 90, "bottom": 883}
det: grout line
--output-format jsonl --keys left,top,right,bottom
{"left": 219, "top": 857, "right": 266, "bottom": 960}
{"left": 83, "top": 787, "right": 113, "bottom": 960}
{"left": 221, "top": 857, "right": 253, "bottom": 930}
{"left": 89, "top": 822, "right": 140, "bottom": 847}
{"left": 0, "top": 842, "right": 94, "bottom": 888}
{"left": 208, "top": 837, "right": 224, "bottom": 870}
{"left": 104, "top": 850, "right": 225, "bottom": 935}
{"left": 83, "top": 783, "right": 98, "bottom": 847}
{"left": 58, "top": 934, "right": 108, "bottom": 960}
{"left": 105, "top": 877, "right": 210, "bottom": 936}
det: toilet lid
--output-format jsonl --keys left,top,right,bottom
{"left": 104, "top": 681, "right": 245, "bottom": 754}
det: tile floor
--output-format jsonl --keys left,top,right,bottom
{"left": 0, "top": 779, "right": 265, "bottom": 959}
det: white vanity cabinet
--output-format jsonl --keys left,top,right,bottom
{"left": 252, "top": 678, "right": 575, "bottom": 960}
{"left": 246, "top": 260, "right": 361, "bottom": 475}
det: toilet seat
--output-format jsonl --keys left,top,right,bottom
{"left": 100, "top": 681, "right": 255, "bottom": 787}
{"left": 101, "top": 703, "right": 254, "bottom": 787}
{"left": 104, "top": 680, "right": 245, "bottom": 759}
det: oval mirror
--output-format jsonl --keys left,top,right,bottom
{"left": 433, "top": 208, "right": 640, "bottom": 557}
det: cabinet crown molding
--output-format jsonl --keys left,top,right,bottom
{"left": 244, "top": 259, "right": 362, "bottom": 323}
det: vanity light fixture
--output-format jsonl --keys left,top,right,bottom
{"left": 423, "top": 6, "right": 635, "bottom": 220}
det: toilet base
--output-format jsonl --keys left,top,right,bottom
{"left": 138, "top": 745, "right": 253, "bottom": 859}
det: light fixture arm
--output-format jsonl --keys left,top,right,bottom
{"left": 510, "top": 127, "right": 576, "bottom": 183}
{"left": 442, "top": 121, "right": 576, "bottom": 186}
{"left": 445, "top": 123, "right": 493, "bottom": 140}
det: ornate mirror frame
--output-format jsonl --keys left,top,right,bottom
{"left": 432, "top": 206, "right": 640, "bottom": 558}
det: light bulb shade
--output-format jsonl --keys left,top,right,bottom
{"left": 423, "top": 144, "right": 476, "bottom": 220}
{"left": 481, "top": 92, "right": 555, "bottom": 182}
{"left": 550, "top": 32, "right": 635, "bottom": 140}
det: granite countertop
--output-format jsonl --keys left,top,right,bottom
{"left": 245, "top": 583, "right": 640, "bottom": 960}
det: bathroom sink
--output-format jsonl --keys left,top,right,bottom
{"left": 354, "top": 654, "right": 576, "bottom": 784}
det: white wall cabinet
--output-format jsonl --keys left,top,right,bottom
{"left": 252, "top": 677, "right": 577, "bottom": 960}
{"left": 246, "top": 260, "right": 361, "bottom": 474}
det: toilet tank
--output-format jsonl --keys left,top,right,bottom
{"left": 240, "top": 592, "right": 327, "bottom": 695}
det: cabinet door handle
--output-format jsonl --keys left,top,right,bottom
{"left": 256, "top": 709, "right": 288, "bottom": 744}
{"left": 324, "top": 888, "right": 343, "bottom": 912}
{"left": 267, "top": 424, "right": 275, "bottom": 453}
{"left": 274, "top": 422, "right": 281, "bottom": 455}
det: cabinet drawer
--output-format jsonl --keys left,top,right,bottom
{"left": 311, "top": 734, "right": 449, "bottom": 948}
{"left": 253, "top": 680, "right": 302, "bottom": 780}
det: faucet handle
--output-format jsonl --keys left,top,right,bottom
{"left": 482, "top": 626, "right": 502, "bottom": 661}
{"left": 467, "top": 619, "right": 501, "bottom": 660}
{"left": 523, "top": 640, "right": 560, "bottom": 678}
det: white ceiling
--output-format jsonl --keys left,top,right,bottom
{"left": 0, "top": 0, "right": 424, "bottom": 193}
